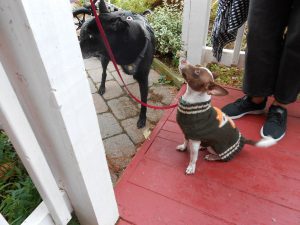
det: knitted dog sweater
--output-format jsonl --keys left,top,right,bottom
{"left": 176, "top": 98, "right": 245, "bottom": 161}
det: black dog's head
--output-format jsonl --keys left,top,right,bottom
{"left": 79, "top": 0, "right": 147, "bottom": 61}
{"left": 80, "top": 13, "right": 130, "bottom": 58}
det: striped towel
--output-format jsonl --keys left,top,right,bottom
{"left": 211, "top": 0, "right": 249, "bottom": 61}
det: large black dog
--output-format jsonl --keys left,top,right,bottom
{"left": 80, "top": 0, "right": 155, "bottom": 128}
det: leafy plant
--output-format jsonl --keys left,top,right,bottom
{"left": 207, "top": 62, "right": 244, "bottom": 88}
{"left": 111, "top": 0, "right": 156, "bottom": 13}
{"left": 0, "top": 178, "right": 41, "bottom": 225}
{"left": 148, "top": 3, "right": 182, "bottom": 67}
{"left": 151, "top": 0, "right": 184, "bottom": 10}
{"left": 68, "top": 215, "right": 81, "bottom": 225}
{"left": 166, "top": 0, "right": 183, "bottom": 10}
{"left": 0, "top": 131, "right": 42, "bottom": 225}
{"left": 158, "top": 74, "right": 173, "bottom": 85}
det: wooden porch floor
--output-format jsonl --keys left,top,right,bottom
{"left": 115, "top": 86, "right": 300, "bottom": 225}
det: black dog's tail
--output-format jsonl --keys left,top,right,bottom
{"left": 244, "top": 136, "right": 277, "bottom": 148}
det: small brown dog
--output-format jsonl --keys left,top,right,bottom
{"left": 176, "top": 60, "right": 276, "bottom": 174}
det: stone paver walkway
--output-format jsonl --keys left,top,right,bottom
{"left": 84, "top": 57, "right": 178, "bottom": 185}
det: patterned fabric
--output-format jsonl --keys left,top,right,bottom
{"left": 176, "top": 97, "right": 245, "bottom": 161}
{"left": 211, "top": 0, "right": 249, "bottom": 61}
{"left": 177, "top": 99, "right": 211, "bottom": 115}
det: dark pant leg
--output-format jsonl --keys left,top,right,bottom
{"left": 243, "top": 0, "right": 292, "bottom": 97}
{"left": 274, "top": 0, "right": 300, "bottom": 104}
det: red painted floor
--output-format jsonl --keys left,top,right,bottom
{"left": 115, "top": 86, "right": 300, "bottom": 225}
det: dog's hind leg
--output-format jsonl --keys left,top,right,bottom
{"left": 176, "top": 139, "right": 188, "bottom": 152}
{"left": 134, "top": 43, "right": 153, "bottom": 128}
{"left": 136, "top": 76, "right": 148, "bottom": 128}
{"left": 204, "top": 147, "right": 221, "bottom": 161}
{"left": 98, "top": 56, "right": 109, "bottom": 95}
{"left": 186, "top": 140, "right": 200, "bottom": 175}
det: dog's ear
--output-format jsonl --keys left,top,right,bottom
{"left": 193, "top": 67, "right": 201, "bottom": 76}
{"left": 207, "top": 82, "right": 228, "bottom": 96}
{"left": 211, "top": 72, "right": 218, "bottom": 79}
{"left": 98, "top": 0, "right": 109, "bottom": 13}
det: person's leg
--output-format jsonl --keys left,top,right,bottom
{"left": 261, "top": 0, "right": 300, "bottom": 140}
{"left": 243, "top": 0, "right": 292, "bottom": 97}
{"left": 274, "top": 0, "right": 300, "bottom": 104}
{"left": 222, "top": 0, "right": 292, "bottom": 119}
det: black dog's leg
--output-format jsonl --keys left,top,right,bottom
{"left": 98, "top": 57, "right": 109, "bottom": 95}
{"left": 136, "top": 76, "right": 148, "bottom": 128}
{"left": 134, "top": 42, "right": 154, "bottom": 128}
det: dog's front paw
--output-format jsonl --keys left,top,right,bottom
{"left": 176, "top": 144, "right": 187, "bottom": 152}
{"left": 204, "top": 154, "right": 221, "bottom": 161}
{"left": 185, "top": 163, "right": 196, "bottom": 175}
{"left": 137, "top": 117, "right": 146, "bottom": 129}
{"left": 98, "top": 86, "right": 106, "bottom": 95}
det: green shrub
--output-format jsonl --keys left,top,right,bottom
{"left": 111, "top": 0, "right": 156, "bottom": 13}
{"left": 148, "top": 3, "right": 182, "bottom": 66}
{"left": 150, "top": 0, "right": 184, "bottom": 10}
{"left": 207, "top": 62, "right": 244, "bottom": 88}
{"left": 0, "top": 131, "right": 41, "bottom": 225}
{"left": 166, "top": 0, "right": 183, "bottom": 10}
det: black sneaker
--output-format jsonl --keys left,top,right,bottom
{"left": 222, "top": 96, "right": 267, "bottom": 119}
{"left": 261, "top": 105, "right": 287, "bottom": 141}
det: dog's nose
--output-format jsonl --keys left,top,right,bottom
{"left": 179, "top": 59, "right": 187, "bottom": 70}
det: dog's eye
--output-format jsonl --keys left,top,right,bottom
{"left": 126, "top": 16, "right": 133, "bottom": 21}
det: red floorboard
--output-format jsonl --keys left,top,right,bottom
{"left": 115, "top": 86, "right": 300, "bottom": 225}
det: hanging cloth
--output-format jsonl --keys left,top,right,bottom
{"left": 211, "top": 0, "right": 249, "bottom": 61}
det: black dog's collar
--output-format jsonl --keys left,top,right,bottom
{"left": 122, "top": 39, "right": 149, "bottom": 75}
{"left": 121, "top": 14, "right": 153, "bottom": 75}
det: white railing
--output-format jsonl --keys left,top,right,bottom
{"left": 0, "top": 63, "right": 71, "bottom": 225}
{"left": 0, "top": 0, "right": 119, "bottom": 224}
{"left": 182, "top": 0, "right": 246, "bottom": 68}
{"left": 0, "top": 214, "right": 9, "bottom": 225}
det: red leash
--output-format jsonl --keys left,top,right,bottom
{"left": 89, "top": 0, "right": 178, "bottom": 110}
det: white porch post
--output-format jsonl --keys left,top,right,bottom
{"left": 232, "top": 24, "right": 245, "bottom": 65}
{"left": 0, "top": 214, "right": 9, "bottom": 225}
{"left": 182, "top": 0, "right": 212, "bottom": 65}
{"left": 0, "top": 63, "right": 71, "bottom": 225}
{"left": 0, "top": 0, "right": 118, "bottom": 225}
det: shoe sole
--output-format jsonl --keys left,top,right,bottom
{"left": 229, "top": 109, "right": 265, "bottom": 120}
{"left": 260, "top": 127, "right": 285, "bottom": 142}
